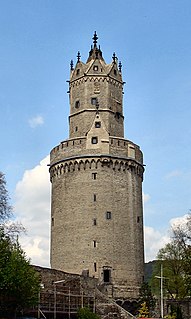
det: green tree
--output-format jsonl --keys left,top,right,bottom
{"left": 0, "top": 171, "right": 25, "bottom": 239}
{"left": 0, "top": 230, "right": 40, "bottom": 318}
{"left": 0, "top": 172, "right": 39, "bottom": 317}
{"left": 77, "top": 307, "right": 100, "bottom": 319}
{"left": 151, "top": 214, "right": 191, "bottom": 300}
{"left": 0, "top": 172, "right": 12, "bottom": 223}
{"left": 157, "top": 243, "right": 187, "bottom": 299}
{"left": 172, "top": 214, "right": 191, "bottom": 296}
{"left": 138, "top": 282, "right": 156, "bottom": 316}
{"left": 0, "top": 231, "right": 40, "bottom": 317}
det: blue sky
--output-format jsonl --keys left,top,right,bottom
{"left": 1, "top": 0, "right": 191, "bottom": 265}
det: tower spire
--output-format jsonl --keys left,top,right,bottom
{"left": 87, "top": 31, "right": 103, "bottom": 62}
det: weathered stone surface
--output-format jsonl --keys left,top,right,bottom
{"left": 50, "top": 34, "right": 144, "bottom": 300}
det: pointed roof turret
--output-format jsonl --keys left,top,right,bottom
{"left": 86, "top": 31, "right": 105, "bottom": 63}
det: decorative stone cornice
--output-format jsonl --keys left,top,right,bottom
{"left": 70, "top": 75, "right": 123, "bottom": 87}
{"left": 49, "top": 155, "right": 144, "bottom": 182}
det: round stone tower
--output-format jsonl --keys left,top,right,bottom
{"left": 50, "top": 32, "right": 145, "bottom": 299}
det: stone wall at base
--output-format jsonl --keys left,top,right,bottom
{"left": 31, "top": 266, "right": 137, "bottom": 319}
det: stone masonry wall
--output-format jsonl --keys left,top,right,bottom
{"left": 50, "top": 155, "right": 144, "bottom": 299}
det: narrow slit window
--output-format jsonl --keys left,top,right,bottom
{"left": 94, "top": 262, "right": 97, "bottom": 272}
{"left": 92, "top": 173, "right": 97, "bottom": 180}
{"left": 93, "top": 240, "right": 97, "bottom": 248}
{"left": 93, "top": 194, "right": 97, "bottom": 202}
{"left": 106, "top": 211, "right": 112, "bottom": 220}
{"left": 93, "top": 218, "right": 97, "bottom": 226}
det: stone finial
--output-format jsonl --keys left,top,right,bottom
{"left": 93, "top": 31, "right": 98, "bottom": 48}
{"left": 112, "top": 52, "right": 117, "bottom": 63}
{"left": 70, "top": 60, "right": 74, "bottom": 70}
{"left": 77, "top": 51, "right": 81, "bottom": 63}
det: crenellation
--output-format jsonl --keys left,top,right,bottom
{"left": 50, "top": 136, "right": 142, "bottom": 165}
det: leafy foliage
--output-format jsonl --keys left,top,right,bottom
{"left": 138, "top": 301, "right": 149, "bottom": 318}
{"left": 0, "top": 230, "right": 40, "bottom": 317}
{"left": 138, "top": 282, "right": 156, "bottom": 316}
{"left": 152, "top": 214, "right": 191, "bottom": 300}
{"left": 77, "top": 307, "right": 100, "bottom": 319}
{"left": 0, "top": 171, "right": 25, "bottom": 239}
{"left": 0, "top": 172, "right": 12, "bottom": 223}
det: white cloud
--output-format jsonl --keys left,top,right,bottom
{"left": 144, "top": 226, "right": 170, "bottom": 262}
{"left": 170, "top": 214, "right": 189, "bottom": 228}
{"left": 144, "top": 214, "right": 190, "bottom": 262}
{"left": 165, "top": 169, "right": 182, "bottom": 179}
{"left": 28, "top": 115, "right": 44, "bottom": 128}
{"left": 14, "top": 156, "right": 50, "bottom": 267}
{"left": 13, "top": 156, "right": 189, "bottom": 267}
{"left": 143, "top": 193, "right": 150, "bottom": 203}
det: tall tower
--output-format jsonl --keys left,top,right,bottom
{"left": 50, "top": 33, "right": 144, "bottom": 299}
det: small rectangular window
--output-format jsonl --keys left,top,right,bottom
{"left": 93, "top": 218, "right": 97, "bottom": 226}
{"left": 92, "top": 173, "right": 97, "bottom": 180}
{"left": 94, "top": 262, "right": 97, "bottom": 272}
{"left": 91, "top": 137, "right": 98, "bottom": 144}
{"left": 91, "top": 97, "right": 97, "bottom": 105}
{"left": 75, "top": 100, "right": 80, "bottom": 108}
{"left": 52, "top": 217, "right": 54, "bottom": 226}
{"left": 95, "top": 121, "right": 101, "bottom": 128}
{"left": 93, "top": 194, "right": 97, "bottom": 202}
{"left": 106, "top": 212, "right": 112, "bottom": 220}
{"left": 93, "top": 240, "right": 97, "bottom": 248}
{"left": 137, "top": 216, "right": 140, "bottom": 223}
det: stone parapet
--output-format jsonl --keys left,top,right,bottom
{"left": 50, "top": 136, "right": 143, "bottom": 166}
